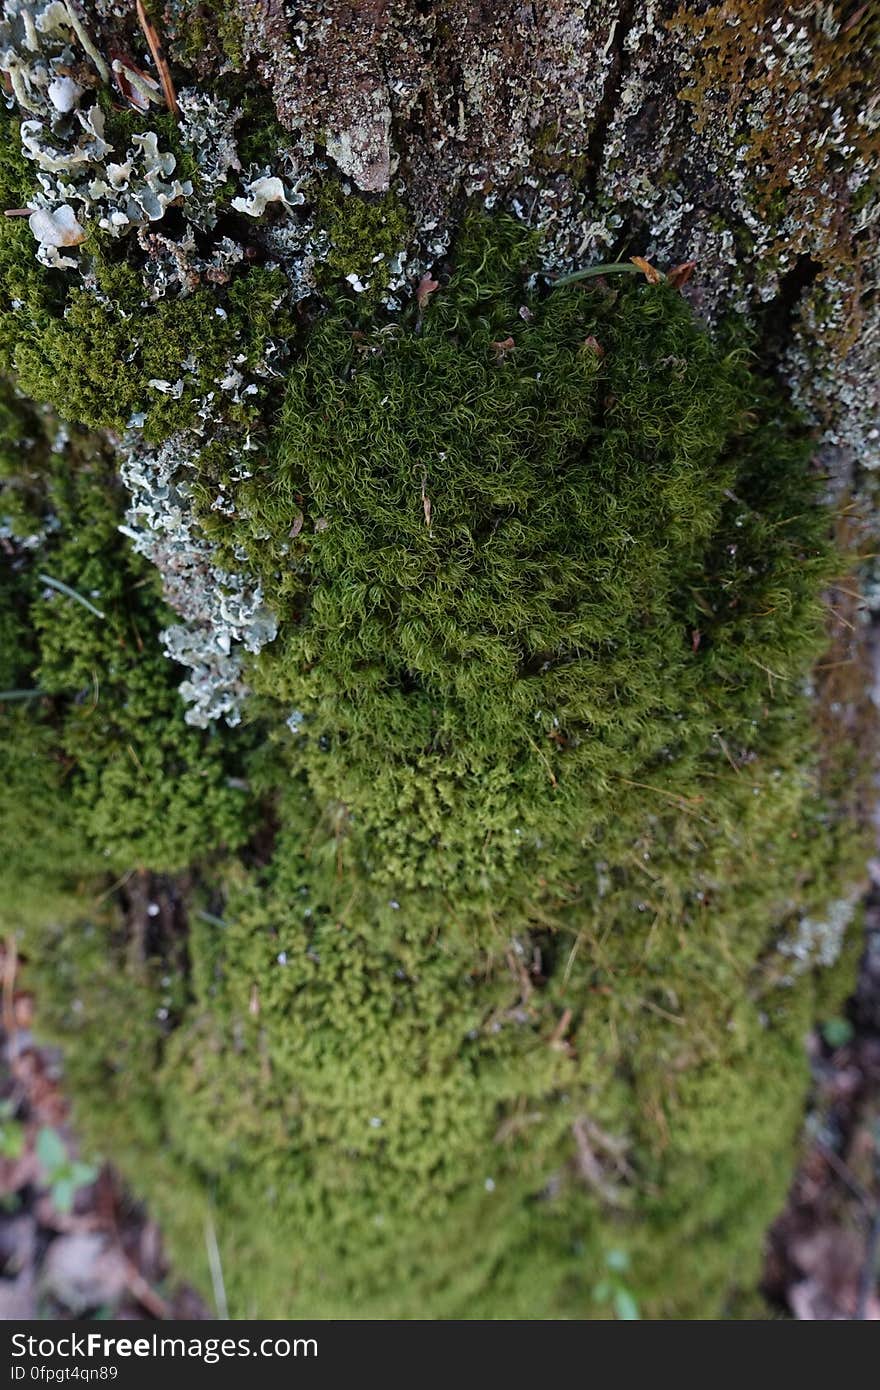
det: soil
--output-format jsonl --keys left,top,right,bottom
{"left": 0, "top": 936, "right": 207, "bottom": 1321}
{"left": 764, "top": 886, "right": 880, "bottom": 1320}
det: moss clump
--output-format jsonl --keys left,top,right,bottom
{"left": 233, "top": 91, "right": 295, "bottom": 174}
{"left": 9, "top": 263, "right": 289, "bottom": 441}
{"left": 0, "top": 102, "right": 289, "bottom": 443}
{"left": 5, "top": 216, "right": 867, "bottom": 1319}
{"left": 0, "top": 386, "right": 51, "bottom": 539}
{"left": 35, "top": 464, "right": 257, "bottom": 870}
{"left": 310, "top": 181, "right": 411, "bottom": 301}
{"left": 168, "top": 0, "right": 247, "bottom": 70}
{"left": 200, "top": 216, "right": 834, "bottom": 891}
{"left": 25, "top": 741, "right": 863, "bottom": 1317}
{"left": 0, "top": 402, "right": 258, "bottom": 883}
{"left": 0, "top": 561, "right": 100, "bottom": 930}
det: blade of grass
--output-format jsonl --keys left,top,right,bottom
{"left": 549, "top": 262, "right": 646, "bottom": 287}
{"left": 204, "top": 1216, "right": 229, "bottom": 1319}
{"left": 39, "top": 573, "right": 105, "bottom": 620}
{"left": 197, "top": 911, "right": 228, "bottom": 929}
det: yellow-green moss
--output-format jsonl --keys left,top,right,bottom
{"left": 8, "top": 262, "right": 289, "bottom": 441}
{"left": 5, "top": 216, "right": 868, "bottom": 1319}
{"left": 0, "top": 403, "right": 258, "bottom": 880}
{"left": 195, "top": 216, "right": 837, "bottom": 893}
{"left": 24, "top": 744, "right": 864, "bottom": 1316}
{"left": 0, "top": 102, "right": 289, "bottom": 443}
{"left": 170, "top": 0, "right": 247, "bottom": 70}
{"left": 310, "top": 181, "right": 412, "bottom": 303}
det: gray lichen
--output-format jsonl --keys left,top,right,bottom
{"left": 119, "top": 432, "right": 277, "bottom": 728}
{"left": 777, "top": 894, "right": 860, "bottom": 984}
{"left": 1, "top": 2, "right": 190, "bottom": 255}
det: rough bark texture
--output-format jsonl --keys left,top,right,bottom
{"left": 0, "top": 1, "right": 878, "bottom": 1318}
{"left": 220, "top": 0, "right": 879, "bottom": 459}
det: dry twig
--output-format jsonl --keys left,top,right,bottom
{"left": 136, "top": 0, "right": 179, "bottom": 118}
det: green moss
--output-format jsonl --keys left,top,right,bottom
{"left": 233, "top": 91, "right": 294, "bottom": 173}
{"left": 311, "top": 181, "right": 411, "bottom": 302}
{"left": 0, "top": 112, "right": 33, "bottom": 207}
{"left": 0, "top": 445, "right": 104, "bottom": 925}
{"left": 0, "top": 104, "right": 289, "bottom": 442}
{"left": 8, "top": 261, "right": 289, "bottom": 440}
{"left": 0, "top": 384, "right": 50, "bottom": 538}
{"left": 170, "top": 0, "right": 247, "bottom": 70}
{"left": 14, "top": 287, "right": 145, "bottom": 431}
{"left": 0, "top": 570, "right": 97, "bottom": 929}
{"left": 33, "top": 458, "right": 257, "bottom": 869}
{"left": 6, "top": 215, "right": 867, "bottom": 1319}
{"left": 0, "top": 408, "right": 259, "bottom": 877}
{"left": 199, "top": 215, "right": 835, "bottom": 892}
{"left": 23, "top": 744, "right": 863, "bottom": 1316}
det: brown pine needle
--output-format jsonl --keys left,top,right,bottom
{"left": 829, "top": 606, "right": 856, "bottom": 632}
{"left": 124, "top": 1257, "right": 170, "bottom": 1320}
{"left": 548, "top": 1007, "right": 573, "bottom": 1048}
{"left": 136, "top": 0, "right": 179, "bottom": 118}
{"left": 713, "top": 732, "right": 742, "bottom": 774}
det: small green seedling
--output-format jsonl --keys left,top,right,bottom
{"left": 821, "top": 1017, "right": 854, "bottom": 1049}
{"left": 593, "top": 1248, "right": 641, "bottom": 1320}
{"left": 35, "top": 1125, "right": 98, "bottom": 1214}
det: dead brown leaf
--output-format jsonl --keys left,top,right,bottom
{"left": 630, "top": 256, "right": 663, "bottom": 285}
{"left": 491, "top": 336, "right": 516, "bottom": 359}
{"left": 110, "top": 53, "right": 159, "bottom": 113}
{"left": 416, "top": 276, "right": 439, "bottom": 311}
{"left": 667, "top": 260, "right": 698, "bottom": 290}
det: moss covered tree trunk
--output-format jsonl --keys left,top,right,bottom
{"left": 1, "top": 1, "right": 878, "bottom": 1317}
